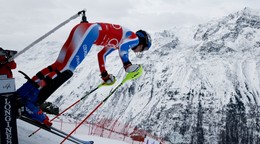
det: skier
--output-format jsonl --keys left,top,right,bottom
{"left": 0, "top": 47, "right": 17, "bottom": 78}
{"left": 16, "top": 22, "right": 152, "bottom": 126}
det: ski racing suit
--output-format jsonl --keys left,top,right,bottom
{"left": 17, "top": 22, "right": 139, "bottom": 123}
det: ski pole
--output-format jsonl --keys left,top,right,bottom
{"left": 28, "top": 83, "right": 103, "bottom": 137}
{"left": 60, "top": 66, "right": 143, "bottom": 144}
{"left": 7, "top": 9, "right": 86, "bottom": 63}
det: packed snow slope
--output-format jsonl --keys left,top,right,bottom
{"left": 14, "top": 7, "right": 260, "bottom": 144}
{"left": 17, "top": 119, "right": 128, "bottom": 144}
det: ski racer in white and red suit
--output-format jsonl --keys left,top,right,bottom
{"left": 17, "top": 22, "right": 152, "bottom": 126}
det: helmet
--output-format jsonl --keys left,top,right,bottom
{"left": 136, "top": 30, "right": 152, "bottom": 51}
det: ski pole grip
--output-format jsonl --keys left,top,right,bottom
{"left": 123, "top": 65, "right": 143, "bottom": 83}
{"left": 77, "top": 9, "right": 87, "bottom": 15}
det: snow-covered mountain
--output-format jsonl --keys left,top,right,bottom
{"left": 14, "top": 7, "right": 260, "bottom": 144}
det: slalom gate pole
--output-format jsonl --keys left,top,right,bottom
{"left": 28, "top": 83, "right": 104, "bottom": 137}
{"left": 60, "top": 66, "right": 143, "bottom": 144}
{"left": 0, "top": 77, "right": 18, "bottom": 144}
{"left": 7, "top": 9, "right": 86, "bottom": 63}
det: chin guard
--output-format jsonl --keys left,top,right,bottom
{"left": 135, "top": 52, "right": 144, "bottom": 58}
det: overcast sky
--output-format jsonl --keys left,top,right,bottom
{"left": 0, "top": 0, "right": 259, "bottom": 50}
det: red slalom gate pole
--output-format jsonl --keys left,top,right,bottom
{"left": 60, "top": 102, "right": 103, "bottom": 144}
{"left": 60, "top": 80, "right": 125, "bottom": 143}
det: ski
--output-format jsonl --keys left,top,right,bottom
{"left": 19, "top": 116, "right": 51, "bottom": 131}
{"left": 19, "top": 116, "right": 93, "bottom": 144}
{"left": 51, "top": 126, "right": 94, "bottom": 144}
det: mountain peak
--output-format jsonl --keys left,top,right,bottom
{"left": 241, "top": 7, "right": 260, "bottom": 16}
{"left": 193, "top": 7, "right": 260, "bottom": 50}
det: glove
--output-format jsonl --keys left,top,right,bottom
{"left": 101, "top": 71, "right": 116, "bottom": 85}
{"left": 125, "top": 64, "right": 141, "bottom": 73}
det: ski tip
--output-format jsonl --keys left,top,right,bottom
{"left": 83, "top": 141, "right": 94, "bottom": 144}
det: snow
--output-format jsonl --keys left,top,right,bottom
{"left": 17, "top": 119, "right": 129, "bottom": 144}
